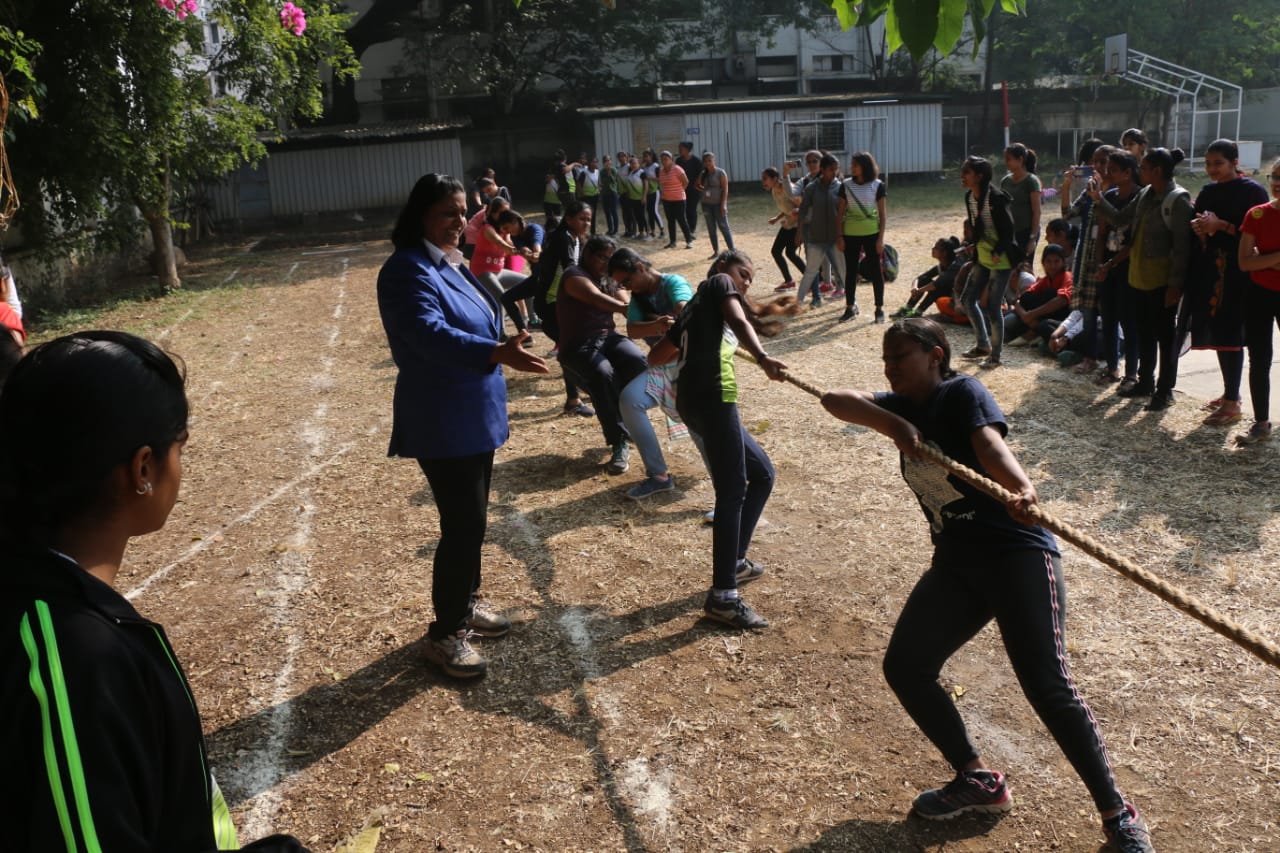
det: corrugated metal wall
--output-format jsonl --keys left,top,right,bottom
{"left": 208, "top": 135, "right": 464, "bottom": 222}
{"left": 591, "top": 103, "right": 941, "bottom": 181}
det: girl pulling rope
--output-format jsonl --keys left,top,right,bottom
{"left": 820, "top": 317, "right": 1155, "bottom": 853}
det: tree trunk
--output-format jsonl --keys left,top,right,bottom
{"left": 145, "top": 210, "right": 180, "bottom": 291}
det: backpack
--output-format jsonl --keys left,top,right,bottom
{"left": 882, "top": 243, "right": 900, "bottom": 282}
{"left": 1160, "top": 185, "right": 1192, "bottom": 232}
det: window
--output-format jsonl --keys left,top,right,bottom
{"left": 784, "top": 110, "right": 847, "bottom": 159}
{"left": 813, "top": 55, "right": 844, "bottom": 73}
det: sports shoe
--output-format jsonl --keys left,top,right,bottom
{"left": 467, "top": 599, "right": 511, "bottom": 638}
{"left": 978, "top": 357, "right": 1001, "bottom": 369}
{"left": 911, "top": 769, "right": 1013, "bottom": 820}
{"left": 664, "top": 241, "right": 677, "bottom": 249}
{"left": 831, "top": 287, "right": 846, "bottom": 299}
{"left": 527, "top": 315, "right": 542, "bottom": 330}
{"left": 703, "top": 509, "right": 715, "bottom": 525}
{"left": 685, "top": 241, "right": 694, "bottom": 249}
{"left": 1236, "top": 420, "right": 1273, "bottom": 445}
{"left": 839, "top": 305, "right": 859, "bottom": 323}
{"left": 890, "top": 305, "right": 915, "bottom": 319}
{"left": 563, "top": 400, "right": 595, "bottom": 417}
{"left": 774, "top": 281, "right": 797, "bottom": 293}
{"left": 735, "top": 557, "right": 765, "bottom": 584}
{"left": 606, "top": 440, "right": 630, "bottom": 474}
{"left": 703, "top": 592, "right": 768, "bottom": 629}
{"left": 818, "top": 281, "right": 835, "bottom": 295}
{"left": 810, "top": 295, "right": 823, "bottom": 308}
{"left": 1144, "top": 390, "right": 1174, "bottom": 411}
{"left": 1102, "top": 802, "right": 1154, "bottom": 853}
{"left": 960, "top": 346, "right": 991, "bottom": 360}
{"left": 625, "top": 474, "right": 675, "bottom": 500}
{"left": 423, "top": 630, "right": 487, "bottom": 679}
{"left": 874, "top": 308, "right": 886, "bottom": 324}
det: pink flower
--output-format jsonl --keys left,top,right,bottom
{"left": 157, "top": 0, "right": 197, "bottom": 18}
{"left": 280, "top": 1, "right": 307, "bottom": 36}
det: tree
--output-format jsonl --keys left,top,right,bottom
{"left": 830, "top": 0, "right": 1025, "bottom": 63}
{"left": 4, "top": 0, "right": 357, "bottom": 290}
{"left": 994, "top": 0, "right": 1280, "bottom": 89}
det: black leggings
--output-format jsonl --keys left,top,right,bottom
{"left": 418, "top": 452, "right": 494, "bottom": 639}
{"left": 771, "top": 226, "right": 805, "bottom": 282}
{"left": 1245, "top": 284, "right": 1280, "bottom": 422}
{"left": 532, "top": 293, "right": 580, "bottom": 401}
{"left": 677, "top": 398, "right": 775, "bottom": 591}
{"left": 842, "top": 233, "right": 884, "bottom": 309}
{"left": 883, "top": 548, "right": 1125, "bottom": 814}
{"left": 500, "top": 273, "right": 537, "bottom": 332}
{"left": 662, "top": 199, "right": 692, "bottom": 242}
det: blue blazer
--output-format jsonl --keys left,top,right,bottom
{"left": 377, "top": 243, "right": 509, "bottom": 459}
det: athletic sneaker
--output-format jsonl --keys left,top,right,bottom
{"left": 774, "top": 281, "right": 797, "bottom": 293}
{"left": 563, "top": 401, "right": 595, "bottom": 417}
{"left": 467, "top": 599, "right": 511, "bottom": 638}
{"left": 606, "top": 440, "right": 630, "bottom": 474}
{"left": 664, "top": 241, "right": 677, "bottom": 249}
{"left": 1102, "top": 802, "right": 1155, "bottom": 853}
{"left": 703, "top": 509, "right": 715, "bottom": 525}
{"left": 818, "top": 281, "right": 835, "bottom": 295}
{"left": 423, "top": 630, "right": 487, "bottom": 679}
{"left": 960, "top": 347, "right": 991, "bottom": 360}
{"left": 839, "top": 304, "right": 859, "bottom": 323}
{"left": 625, "top": 474, "right": 676, "bottom": 500}
{"left": 735, "top": 557, "right": 765, "bottom": 584}
{"left": 911, "top": 769, "right": 1013, "bottom": 820}
{"left": 978, "top": 357, "right": 1001, "bottom": 369}
{"left": 1236, "top": 420, "right": 1273, "bottom": 445}
{"left": 685, "top": 241, "right": 694, "bottom": 249}
{"left": 703, "top": 592, "right": 768, "bottom": 629}
{"left": 874, "top": 308, "right": 886, "bottom": 324}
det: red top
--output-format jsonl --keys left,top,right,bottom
{"left": 1241, "top": 202, "right": 1280, "bottom": 291}
{"left": 1023, "top": 270, "right": 1073, "bottom": 302}
{"left": 0, "top": 303, "right": 24, "bottom": 342}
{"left": 658, "top": 165, "right": 687, "bottom": 201}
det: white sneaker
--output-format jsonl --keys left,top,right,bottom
{"left": 423, "top": 630, "right": 487, "bottom": 679}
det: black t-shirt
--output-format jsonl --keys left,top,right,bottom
{"left": 668, "top": 274, "right": 743, "bottom": 404}
{"left": 873, "top": 375, "right": 1058, "bottom": 557}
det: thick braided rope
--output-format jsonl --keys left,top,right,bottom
{"left": 735, "top": 348, "right": 1280, "bottom": 670}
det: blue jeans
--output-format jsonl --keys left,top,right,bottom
{"left": 961, "top": 265, "right": 1012, "bottom": 358}
{"left": 797, "top": 242, "right": 844, "bottom": 304}
{"left": 620, "top": 371, "right": 668, "bottom": 477}
{"left": 677, "top": 398, "right": 774, "bottom": 591}
{"left": 702, "top": 204, "right": 735, "bottom": 253}
{"left": 621, "top": 370, "right": 711, "bottom": 478}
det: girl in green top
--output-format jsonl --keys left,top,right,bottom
{"left": 836, "top": 151, "right": 888, "bottom": 323}
{"left": 1000, "top": 143, "right": 1043, "bottom": 266}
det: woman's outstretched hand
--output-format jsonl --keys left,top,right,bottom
{"left": 491, "top": 333, "right": 549, "bottom": 373}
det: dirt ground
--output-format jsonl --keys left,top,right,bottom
{"left": 55, "top": 189, "right": 1280, "bottom": 852}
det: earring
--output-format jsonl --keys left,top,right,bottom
{"left": 136, "top": 482, "right": 153, "bottom": 496}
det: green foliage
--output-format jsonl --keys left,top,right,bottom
{"left": 995, "top": 0, "right": 1280, "bottom": 89}
{"left": 0, "top": 25, "right": 43, "bottom": 121}
{"left": 6, "top": 0, "right": 357, "bottom": 273}
{"left": 838, "top": 0, "right": 1022, "bottom": 61}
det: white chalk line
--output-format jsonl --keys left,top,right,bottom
{"left": 239, "top": 257, "right": 347, "bottom": 838}
{"left": 124, "top": 442, "right": 355, "bottom": 601}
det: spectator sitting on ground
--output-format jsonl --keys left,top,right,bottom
{"left": 1042, "top": 309, "right": 1123, "bottom": 367}
{"left": 1005, "top": 244, "right": 1074, "bottom": 346}
{"left": 892, "top": 237, "right": 967, "bottom": 319}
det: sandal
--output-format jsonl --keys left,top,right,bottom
{"left": 1203, "top": 405, "right": 1243, "bottom": 427}
{"left": 1200, "top": 396, "right": 1225, "bottom": 412}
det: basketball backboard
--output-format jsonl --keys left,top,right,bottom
{"left": 1105, "top": 33, "right": 1128, "bottom": 77}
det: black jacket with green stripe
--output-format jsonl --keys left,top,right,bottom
{"left": 1, "top": 546, "right": 307, "bottom": 852}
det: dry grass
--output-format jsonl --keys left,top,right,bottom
{"left": 42, "top": 193, "right": 1280, "bottom": 852}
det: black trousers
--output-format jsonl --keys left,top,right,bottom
{"left": 842, "top": 233, "right": 884, "bottom": 309}
{"left": 418, "top": 452, "right": 494, "bottom": 640}
{"left": 662, "top": 199, "right": 692, "bottom": 242}
{"left": 771, "top": 226, "right": 805, "bottom": 282}
{"left": 1244, "top": 283, "right": 1280, "bottom": 422}
{"left": 558, "top": 333, "right": 647, "bottom": 446}
{"left": 1126, "top": 286, "right": 1179, "bottom": 394}
{"left": 883, "top": 548, "right": 1126, "bottom": 814}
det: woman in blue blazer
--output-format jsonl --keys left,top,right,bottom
{"left": 377, "top": 174, "right": 547, "bottom": 679}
